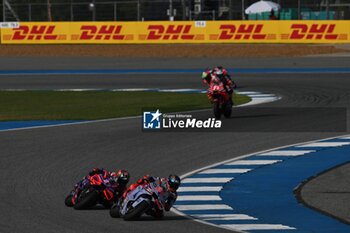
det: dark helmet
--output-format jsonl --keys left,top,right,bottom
{"left": 168, "top": 175, "right": 181, "bottom": 191}
{"left": 115, "top": 169, "right": 130, "bottom": 186}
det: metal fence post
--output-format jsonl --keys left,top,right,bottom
{"left": 70, "top": 2, "right": 73, "bottom": 21}
{"left": 92, "top": 0, "right": 96, "bottom": 21}
{"left": 114, "top": 2, "right": 117, "bottom": 21}
{"left": 47, "top": 0, "right": 52, "bottom": 21}
{"left": 169, "top": 0, "right": 173, "bottom": 20}
{"left": 28, "top": 3, "right": 31, "bottom": 21}
{"left": 137, "top": 0, "right": 141, "bottom": 21}
{"left": 242, "top": 0, "right": 245, "bottom": 20}
{"left": 3, "top": 0, "right": 5, "bottom": 22}
{"left": 181, "top": 0, "right": 185, "bottom": 20}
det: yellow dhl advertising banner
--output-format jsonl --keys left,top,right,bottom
{"left": 1, "top": 21, "right": 350, "bottom": 44}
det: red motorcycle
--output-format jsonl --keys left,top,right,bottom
{"left": 207, "top": 79, "right": 232, "bottom": 119}
{"left": 65, "top": 173, "right": 116, "bottom": 210}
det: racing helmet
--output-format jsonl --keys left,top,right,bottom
{"left": 214, "top": 67, "right": 223, "bottom": 77}
{"left": 167, "top": 175, "right": 181, "bottom": 191}
{"left": 115, "top": 169, "right": 130, "bottom": 186}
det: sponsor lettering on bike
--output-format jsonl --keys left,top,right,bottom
{"left": 218, "top": 24, "right": 267, "bottom": 40}
{"left": 146, "top": 25, "right": 195, "bottom": 40}
{"left": 79, "top": 25, "right": 126, "bottom": 40}
{"left": 289, "top": 24, "right": 338, "bottom": 40}
{"left": 11, "top": 25, "right": 58, "bottom": 40}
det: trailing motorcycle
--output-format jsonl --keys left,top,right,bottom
{"left": 64, "top": 173, "right": 116, "bottom": 210}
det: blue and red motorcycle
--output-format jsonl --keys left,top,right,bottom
{"left": 65, "top": 173, "right": 116, "bottom": 209}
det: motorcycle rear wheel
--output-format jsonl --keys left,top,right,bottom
{"left": 73, "top": 188, "right": 98, "bottom": 210}
{"left": 123, "top": 201, "right": 150, "bottom": 221}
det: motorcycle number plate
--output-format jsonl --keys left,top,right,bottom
{"left": 132, "top": 198, "right": 143, "bottom": 208}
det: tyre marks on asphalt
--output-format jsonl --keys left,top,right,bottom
{"left": 174, "top": 136, "right": 350, "bottom": 232}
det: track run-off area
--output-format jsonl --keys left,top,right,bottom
{"left": 0, "top": 57, "right": 349, "bottom": 233}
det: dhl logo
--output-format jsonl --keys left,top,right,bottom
{"left": 12, "top": 25, "right": 58, "bottom": 40}
{"left": 79, "top": 25, "right": 125, "bottom": 40}
{"left": 147, "top": 25, "right": 195, "bottom": 40}
{"left": 218, "top": 24, "right": 266, "bottom": 40}
{"left": 290, "top": 24, "right": 338, "bottom": 40}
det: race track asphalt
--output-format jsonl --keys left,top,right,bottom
{"left": 0, "top": 57, "right": 349, "bottom": 233}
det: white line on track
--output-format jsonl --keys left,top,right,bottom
{"left": 199, "top": 169, "right": 251, "bottom": 174}
{"left": 221, "top": 224, "right": 296, "bottom": 231}
{"left": 182, "top": 178, "right": 233, "bottom": 183}
{"left": 112, "top": 88, "right": 152, "bottom": 92}
{"left": 175, "top": 204, "right": 233, "bottom": 211}
{"left": 225, "top": 160, "right": 281, "bottom": 165}
{"left": 236, "top": 91, "right": 260, "bottom": 95}
{"left": 158, "top": 89, "right": 205, "bottom": 93}
{"left": 246, "top": 94, "right": 276, "bottom": 97}
{"left": 56, "top": 88, "right": 98, "bottom": 91}
{"left": 257, "top": 150, "right": 315, "bottom": 156}
{"left": 238, "top": 97, "right": 280, "bottom": 107}
{"left": 177, "top": 195, "right": 222, "bottom": 201}
{"left": 192, "top": 214, "right": 257, "bottom": 221}
{"left": 297, "top": 142, "right": 350, "bottom": 147}
{"left": 177, "top": 186, "right": 222, "bottom": 192}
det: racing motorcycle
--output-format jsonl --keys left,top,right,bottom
{"left": 207, "top": 80, "right": 232, "bottom": 119}
{"left": 110, "top": 181, "right": 164, "bottom": 220}
{"left": 64, "top": 173, "right": 116, "bottom": 210}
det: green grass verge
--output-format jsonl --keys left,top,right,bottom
{"left": 0, "top": 91, "right": 251, "bottom": 121}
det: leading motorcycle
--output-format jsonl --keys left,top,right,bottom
{"left": 207, "top": 80, "right": 232, "bottom": 119}
{"left": 110, "top": 181, "right": 164, "bottom": 220}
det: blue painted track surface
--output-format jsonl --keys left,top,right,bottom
{"left": 175, "top": 137, "right": 350, "bottom": 232}
{"left": 0, "top": 67, "right": 350, "bottom": 76}
{"left": 0, "top": 120, "right": 84, "bottom": 131}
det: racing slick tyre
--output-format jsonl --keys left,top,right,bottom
{"left": 73, "top": 188, "right": 98, "bottom": 210}
{"left": 110, "top": 203, "right": 121, "bottom": 218}
{"left": 213, "top": 102, "right": 221, "bottom": 119}
{"left": 100, "top": 199, "right": 113, "bottom": 209}
{"left": 64, "top": 194, "right": 74, "bottom": 207}
{"left": 223, "top": 102, "right": 232, "bottom": 118}
{"left": 123, "top": 201, "right": 150, "bottom": 221}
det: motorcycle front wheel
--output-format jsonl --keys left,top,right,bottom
{"left": 223, "top": 102, "right": 232, "bottom": 118}
{"left": 123, "top": 201, "right": 150, "bottom": 221}
{"left": 213, "top": 102, "right": 221, "bottom": 119}
{"left": 64, "top": 194, "right": 74, "bottom": 207}
{"left": 110, "top": 202, "right": 121, "bottom": 218}
{"left": 73, "top": 188, "right": 98, "bottom": 210}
